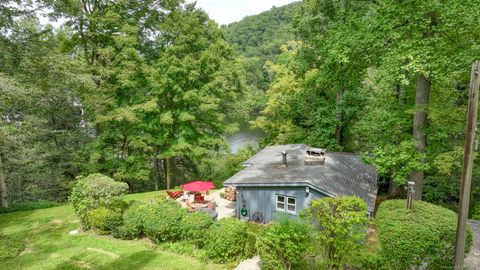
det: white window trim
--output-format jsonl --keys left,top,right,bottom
{"left": 275, "top": 195, "right": 296, "bottom": 214}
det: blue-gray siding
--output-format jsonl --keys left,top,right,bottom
{"left": 235, "top": 186, "right": 325, "bottom": 223}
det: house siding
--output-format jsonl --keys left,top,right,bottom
{"left": 235, "top": 186, "right": 326, "bottom": 223}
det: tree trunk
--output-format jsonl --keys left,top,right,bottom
{"left": 164, "top": 158, "right": 171, "bottom": 190}
{"left": 410, "top": 73, "right": 431, "bottom": 200}
{"left": 154, "top": 157, "right": 163, "bottom": 191}
{"left": 388, "top": 182, "right": 401, "bottom": 198}
{"left": 335, "top": 85, "right": 344, "bottom": 145}
{"left": 154, "top": 157, "right": 159, "bottom": 191}
{"left": 0, "top": 154, "right": 8, "bottom": 208}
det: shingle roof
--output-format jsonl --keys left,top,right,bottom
{"left": 223, "top": 144, "right": 378, "bottom": 212}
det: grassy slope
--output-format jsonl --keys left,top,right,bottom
{"left": 0, "top": 191, "right": 225, "bottom": 270}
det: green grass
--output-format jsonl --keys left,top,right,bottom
{"left": 0, "top": 191, "right": 226, "bottom": 270}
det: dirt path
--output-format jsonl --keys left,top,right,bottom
{"left": 234, "top": 256, "right": 261, "bottom": 270}
{"left": 465, "top": 219, "right": 480, "bottom": 270}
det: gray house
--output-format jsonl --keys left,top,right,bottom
{"left": 223, "top": 144, "right": 378, "bottom": 223}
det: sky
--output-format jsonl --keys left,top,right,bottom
{"left": 189, "top": 0, "right": 299, "bottom": 25}
{"left": 37, "top": 0, "right": 299, "bottom": 27}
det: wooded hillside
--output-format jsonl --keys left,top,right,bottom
{"left": 0, "top": 0, "right": 479, "bottom": 220}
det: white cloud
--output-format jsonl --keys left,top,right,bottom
{"left": 190, "top": 0, "right": 300, "bottom": 25}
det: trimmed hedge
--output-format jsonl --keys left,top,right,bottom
{"left": 204, "top": 218, "right": 249, "bottom": 263}
{"left": 112, "top": 201, "right": 150, "bottom": 239}
{"left": 143, "top": 199, "right": 188, "bottom": 243}
{"left": 181, "top": 211, "right": 213, "bottom": 246}
{"left": 257, "top": 217, "right": 312, "bottom": 270}
{"left": 0, "top": 233, "right": 24, "bottom": 261}
{"left": 69, "top": 173, "right": 128, "bottom": 229}
{"left": 376, "top": 199, "right": 473, "bottom": 270}
{"left": 87, "top": 207, "right": 122, "bottom": 234}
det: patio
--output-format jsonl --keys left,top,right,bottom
{"left": 170, "top": 188, "right": 235, "bottom": 220}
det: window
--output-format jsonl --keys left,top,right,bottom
{"left": 276, "top": 195, "right": 296, "bottom": 214}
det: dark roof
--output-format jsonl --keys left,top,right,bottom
{"left": 224, "top": 144, "right": 378, "bottom": 212}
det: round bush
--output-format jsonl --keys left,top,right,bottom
{"left": 112, "top": 201, "right": 149, "bottom": 239}
{"left": 143, "top": 199, "right": 188, "bottom": 243}
{"left": 204, "top": 218, "right": 249, "bottom": 263}
{"left": 181, "top": 211, "right": 213, "bottom": 246}
{"left": 69, "top": 173, "right": 128, "bottom": 229}
{"left": 376, "top": 199, "right": 473, "bottom": 270}
{"left": 0, "top": 234, "right": 24, "bottom": 261}
{"left": 87, "top": 207, "right": 122, "bottom": 234}
{"left": 257, "top": 218, "right": 312, "bottom": 270}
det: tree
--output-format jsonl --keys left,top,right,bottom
{"left": 147, "top": 4, "right": 245, "bottom": 189}
{"left": 301, "top": 196, "right": 368, "bottom": 269}
{"left": 293, "top": 0, "right": 375, "bottom": 148}
{"left": 0, "top": 16, "right": 93, "bottom": 205}
{"left": 224, "top": 2, "right": 301, "bottom": 93}
{"left": 366, "top": 0, "right": 480, "bottom": 199}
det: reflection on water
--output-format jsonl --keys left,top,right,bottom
{"left": 225, "top": 119, "right": 264, "bottom": 154}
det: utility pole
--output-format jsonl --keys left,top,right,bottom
{"left": 454, "top": 61, "right": 480, "bottom": 270}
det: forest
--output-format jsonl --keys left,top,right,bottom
{"left": 0, "top": 0, "right": 480, "bottom": 221}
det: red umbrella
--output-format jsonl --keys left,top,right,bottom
{"left": 182, "top": 181, "right": 216, "bottom": 192}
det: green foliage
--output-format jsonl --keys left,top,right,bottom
{"left": 472, "top": 203, "right": 480, "bottom": 221}
{"left": 0, "top": 233, "right": 24, "bottom": 261}
{"left": 243, "top": 230, "right": 258, "bottom": 259}
{"left": 196, "top": 145, "right": 256, "bottom": 187}
{"left": 87, "top": 207, "right": 123, "bottom": 234}
{"left": 0, "top": 191, "right": 227, "bottom": 269}
{"left": 0, "top": 23, "right": 93, "bottom": 205}
{"left": 112, "top": 201, "right": 150, "bottom": 239}
{"left": 376, "top": 199, "right": 473, "bottom": 270}
{"left": 181, "top": 211, "right": 213, "bottom": 246}
{"left": 0, "top": 201, "right": 61, "bottom": 214}
{"left": 159, "top": 241, "right": 199, "bottom": 257}
{"left": 257, "top": 217, "right": 312, "bottom": 270}
{"left": 300, "top": 196, "right": 369, "bottom": 269}
{"left": 252, "top": 46, "right": 303, "bottom": 145}
{"left": 224, "top": 3, "right": 300, "bottom": 92}
{"left": 204, "top": 218, "right": 249, "bottom": 263}
{"left": 69, "top": 174, "right": 128, "bottom": 229}
{"left": 143, "top": 199, "right": 188, "bottom": 243}
{"left": 353, "top": 251, "right": 386, "bottom": 270}
{"left": 363, "top": 140, "right": 428, "bottom": 185}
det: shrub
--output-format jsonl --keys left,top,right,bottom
{"left": 181, "top": 211, "right": 213, "bottom": 246}
{"left": 69, "top": 173, "right": 128, "bottom": 229}
{"left": 243, "top": 230, "right": 258, "bottom": 259}
{"left": 300, "top": 196, "right": 369, "bottom": 269}
{"left": 87, "top": 207, "right": 122, "bottom": 234}
{"left": 472, "top": 202, "right": 480, "bottom": 220}
{"left": 204, "top": 218, "right": 249, "bottom": 263}
{"left": 0, "top": 234, "right": 24, "bottom": 261}
{"left": 376, "top": 199, "right": 473, "bottom": 270}
{"left": 0, "top": 201, "right": 60, "bottom": 214}
{"left": 112, "top": 201, "right": 149, "bottom": 239}
{"left": 257, "top": 217, "right": 312, "bottom": 270}
{"left": 143, "top": 199, "right": 188, "bottom": 243}
{"left": 353, "top": 251, "right": 386, "bottom": 270}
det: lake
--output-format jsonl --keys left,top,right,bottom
{"left": 225, "top": 118, "right": 264, "bottom": 154}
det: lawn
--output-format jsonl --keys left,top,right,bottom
{"left": 0, "top": 190, "right": 226, "bottom": 270}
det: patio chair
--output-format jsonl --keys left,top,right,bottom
{"left": 166, "top": 190, "right": 184, "bottom": 200}
{"left": 193, "top": 193, "right": 204, "bottom": 202}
